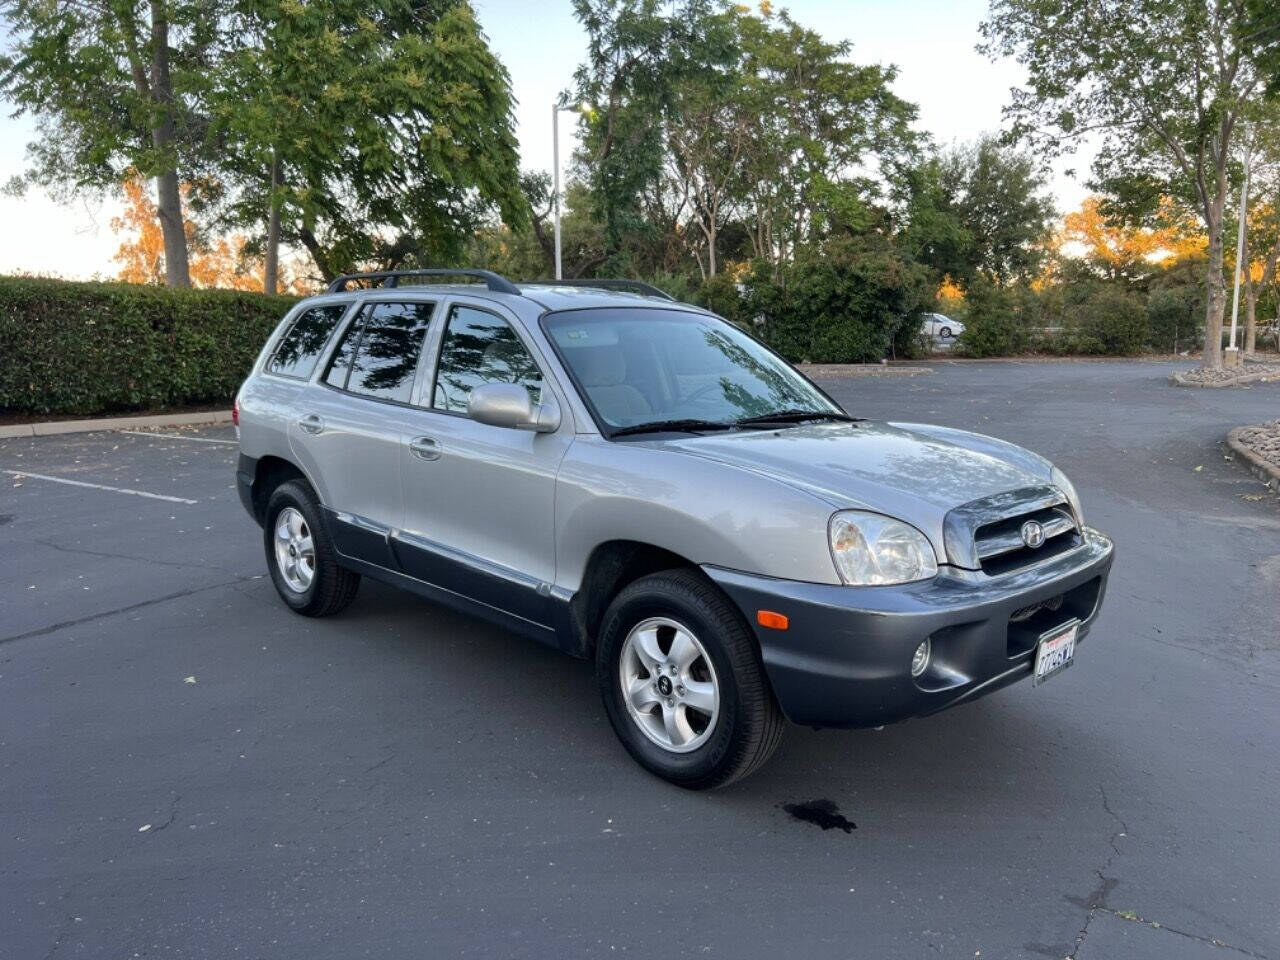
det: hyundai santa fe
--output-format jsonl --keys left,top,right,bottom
{"left": 234, "top": 269, "right": 1114, "bottom": 788}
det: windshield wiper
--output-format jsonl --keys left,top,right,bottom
{"left": 734, "top": 409, "right": 859, "bottom": 426}
{"left": 610, "top": 418, "right": 738, "bottom": 437}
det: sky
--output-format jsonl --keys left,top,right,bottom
{"left": 0, "top": 0, "right": 1095, "bottom": 280}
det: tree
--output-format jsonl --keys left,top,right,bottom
{"left": 1231, "top": 125, "right": 1280, "bottom": 352}
{"left": 981, "top": 0, "right": 1267, "bottom": 368}
{"left": 0, "top": 0, "right": 217, "bottom": 287}
{"left": 1061, "top": 196, "right": 1206, "bottom": 281}
{"left": 569, "top": 0, "right": 919, "bottom": 276}
{"left": 901, "top": 137, "right": 1054, "bottom": 287}
{"left": 205, "top": 0, "right": 527, "bottom": 287}
{"left": 732, "top": 7, "right": 919, "bottom": 269}
{"left": 112, "top": 177, "right": 310, "bottom": 291}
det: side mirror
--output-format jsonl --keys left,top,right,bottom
{"left": 467, "top": 383, "right": 561, "bottom": 433}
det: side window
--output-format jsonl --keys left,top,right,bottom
{"left": 268, "top": 303, "right": 349, "bottom": 379}
{"left": 346, "top": 302, "right": 435, "bottom": 403}
{"left": 323, "top": 311, "right": 365, "bottom": 390}
{"left": 432, "top": 305, "right": 543, "bottom": 414}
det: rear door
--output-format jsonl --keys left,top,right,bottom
{"left": 288, "top": 299, "right": 437, "bottom": 561}
{"left": 395, "top": 301, "right": 573, "bottom": 626}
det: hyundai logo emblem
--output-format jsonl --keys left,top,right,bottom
{"left": 1021, "top": 520, "right": 1046, "bottom": 549}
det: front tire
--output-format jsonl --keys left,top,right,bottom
{"left": 596, "top": 570, "right": 784, "bottom": 789}
{"left": 263, "top": 480, "right": 360, "bottom": 617}
{"left": 939, "top": 326, "right": 952, "bottom": 339}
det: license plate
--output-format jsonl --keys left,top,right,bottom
{"left": 1033, "top": 620, "right": 1078, "bottom": 686}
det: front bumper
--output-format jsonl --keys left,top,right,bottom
{"left": 704, "top": 529, "right": 1114, "bottom": 728}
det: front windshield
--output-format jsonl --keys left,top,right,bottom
{"left": 542, "top": 308, "right": 842, "bottom": 432}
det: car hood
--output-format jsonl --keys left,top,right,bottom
{"left": 658, "top": 420, "right": 1053, "bottom": 556}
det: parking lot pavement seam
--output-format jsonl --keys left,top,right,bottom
{"left": 16, "top": 535, "right": 245, "bottom": 576}
{"left": 0, "top": 574, "right": 258, "bottom": 646}
{"left": 1066, "top": 785, "right": 1271, "bottom": 960}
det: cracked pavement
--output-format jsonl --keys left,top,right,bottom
{"left": 2, "top": 360, "right": 1279, "bottom": 958}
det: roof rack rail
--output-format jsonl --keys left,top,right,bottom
{"left": 531, "top": 278, "right": 675, "bottom": 301}
{"left": 326, "top": 269, "right": 521, "bottom": 295}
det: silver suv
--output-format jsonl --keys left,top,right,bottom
{"left": 235, "top": 269, "right": 1114, "bottom": 788}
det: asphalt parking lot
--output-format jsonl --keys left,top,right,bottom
{"left": 3, "top": 359, "right": 1279, "bottom": 960}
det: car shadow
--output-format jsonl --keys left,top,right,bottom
{"left": 305, "top": 577, "right": 1121, "bottom": 833}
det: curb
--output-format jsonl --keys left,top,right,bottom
{"left": 1227, "top": 427, "right": 1280, "bottom": 492}
{"left": 0, "top": 409, "right": 232, "bottom": 440}
{"left": 800, "top": 364, "right": 934, "bottom": 377}
{"left": 1171, "top": 368, "right": 1280, "bottom": 388}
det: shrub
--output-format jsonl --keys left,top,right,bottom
{"left": 956, "top": 277, "right": 1029, "bottom": 357}
{"left": 692, "top": 272, "right": 747, "bottom": 326}
{"left": 1065, "top": 285, "right": 1149, "bottom": 355}
{"left": 746, "top": 239, "right": 929, "bottom": 364}
{"left": 0, "top": 275, "right": 299, "bottom": 416}
{"left": 1147, "top": 286, "right": 1203, "bottom": 354}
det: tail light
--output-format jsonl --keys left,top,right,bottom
{"left": 232, "top": 397, "right": 239, "bottom": 427}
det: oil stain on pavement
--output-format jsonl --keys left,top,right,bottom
{"left": 781, "top": 799, "right": 856, "bottom": 833}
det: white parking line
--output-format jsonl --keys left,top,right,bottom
{"left": 3, "top": 469, "right": 198, "bottom": 504}
{"left": 119, "top": 430, "right": 238, "bottom": 446}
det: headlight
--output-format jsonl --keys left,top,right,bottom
{"left": 1051, "top": 466, "right": 1084, "bottom": 527}
{"left": 828, "top": 511, "right": 939, "bottom": 586}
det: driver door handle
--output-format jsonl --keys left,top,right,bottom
{"left": 298, "top": 414, "right": 324, "bottom": 435}
{"left": 409, "top": 436, "right": 442, "bottom": 461}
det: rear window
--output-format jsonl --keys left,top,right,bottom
{"left": 347, "top": 302, "right": 435, "bottom": 403}
{"left": 268, "top": 304, "right": 349, "bottom": 379}
{"left": 322, "top": 301, "right": 435, "bottom": 404}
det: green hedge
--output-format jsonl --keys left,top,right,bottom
{"left": 0, "top": 276, "right": 300, "bottom": 416}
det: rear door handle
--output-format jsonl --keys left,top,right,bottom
{"left": 409, "top": 436, "right": 442, "bottom": 461}
{"left": 298, "top": 414, "right": 325, "bottom": 435}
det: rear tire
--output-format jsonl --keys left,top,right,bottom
{"left": 263, "top": 480, "right": 360, "bottom": 617}
{"left": 939, "top": 326, "right": 952, "bottom": 339}
{"left": 596, "top": 570, "right": 784, "bottom": 789}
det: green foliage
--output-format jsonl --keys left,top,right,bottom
{"left": 570, "top": 0, "right": 919, "bottom": 276}
{"left": 0, "top": 0, "right": 213, "bottom": 195}
{"left": 0, "top": 276, "right": 297, "bottom": 415}
{"left": 208, "top": 0, "right": 527, "bottom": 280}
{"left": 692, "top": 273, "right": 747, "bottom": 325}
{"left": 956, "top": 278, "right": 1030, "bottom": 357}
{"left": 1147, "top": 256, "right": 1207, "bottom": 352}
{"left": 746, "top": 238, "right": 929, "bottom": 364}
{"left": 1148, "top": 289, "right": 1200, "bottom": 354}
{"left": 901, "top": 137, "right": 1055, "bottom": 286}
{"left": 979, "top": 0, "right": 1267, "bottom": 367}
{"left": 1064, "top": 285, "right": 1150, "bottom": 355}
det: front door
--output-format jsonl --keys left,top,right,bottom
{"left": 396, "top": 302, "right": 573, "bottom": 627}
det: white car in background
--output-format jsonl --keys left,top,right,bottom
{"left": 921, "top": 313, "right": 963, "bottom": 340}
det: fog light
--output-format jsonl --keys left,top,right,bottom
{"left": 911, "top": 639, "right": 931, "bottom": 677}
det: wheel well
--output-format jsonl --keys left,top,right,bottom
{"left": 568, "top": 541, "right": 700, "bottom": 655}
{"left": 251, "top": 456, "right": 307, "bottom": 523}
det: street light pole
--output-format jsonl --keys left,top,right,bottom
{"left": 1227, "top": 128, "right": 1253, "bottom": 364}
{"left": 552, "top": 101, "right": 563, "bottom": 281}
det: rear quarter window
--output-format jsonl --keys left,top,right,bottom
{"left": 267, "top": 304, "right": 349, "bottom": 379}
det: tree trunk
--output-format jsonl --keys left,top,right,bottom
{"left": 148, "top": 2, "right": 190, "bottom": 288}
{"left": 264, "top": 152, "right": 281, "bottom": 295}
{"left": 1202, "top": 206, "right": 1226, "bottom": 368}
{"left": 297, "top": 222, "right": 336, "bottom": 283}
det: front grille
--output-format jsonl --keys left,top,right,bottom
{"left": 973, "top": 505, "right": 1081, "bottom": 576}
